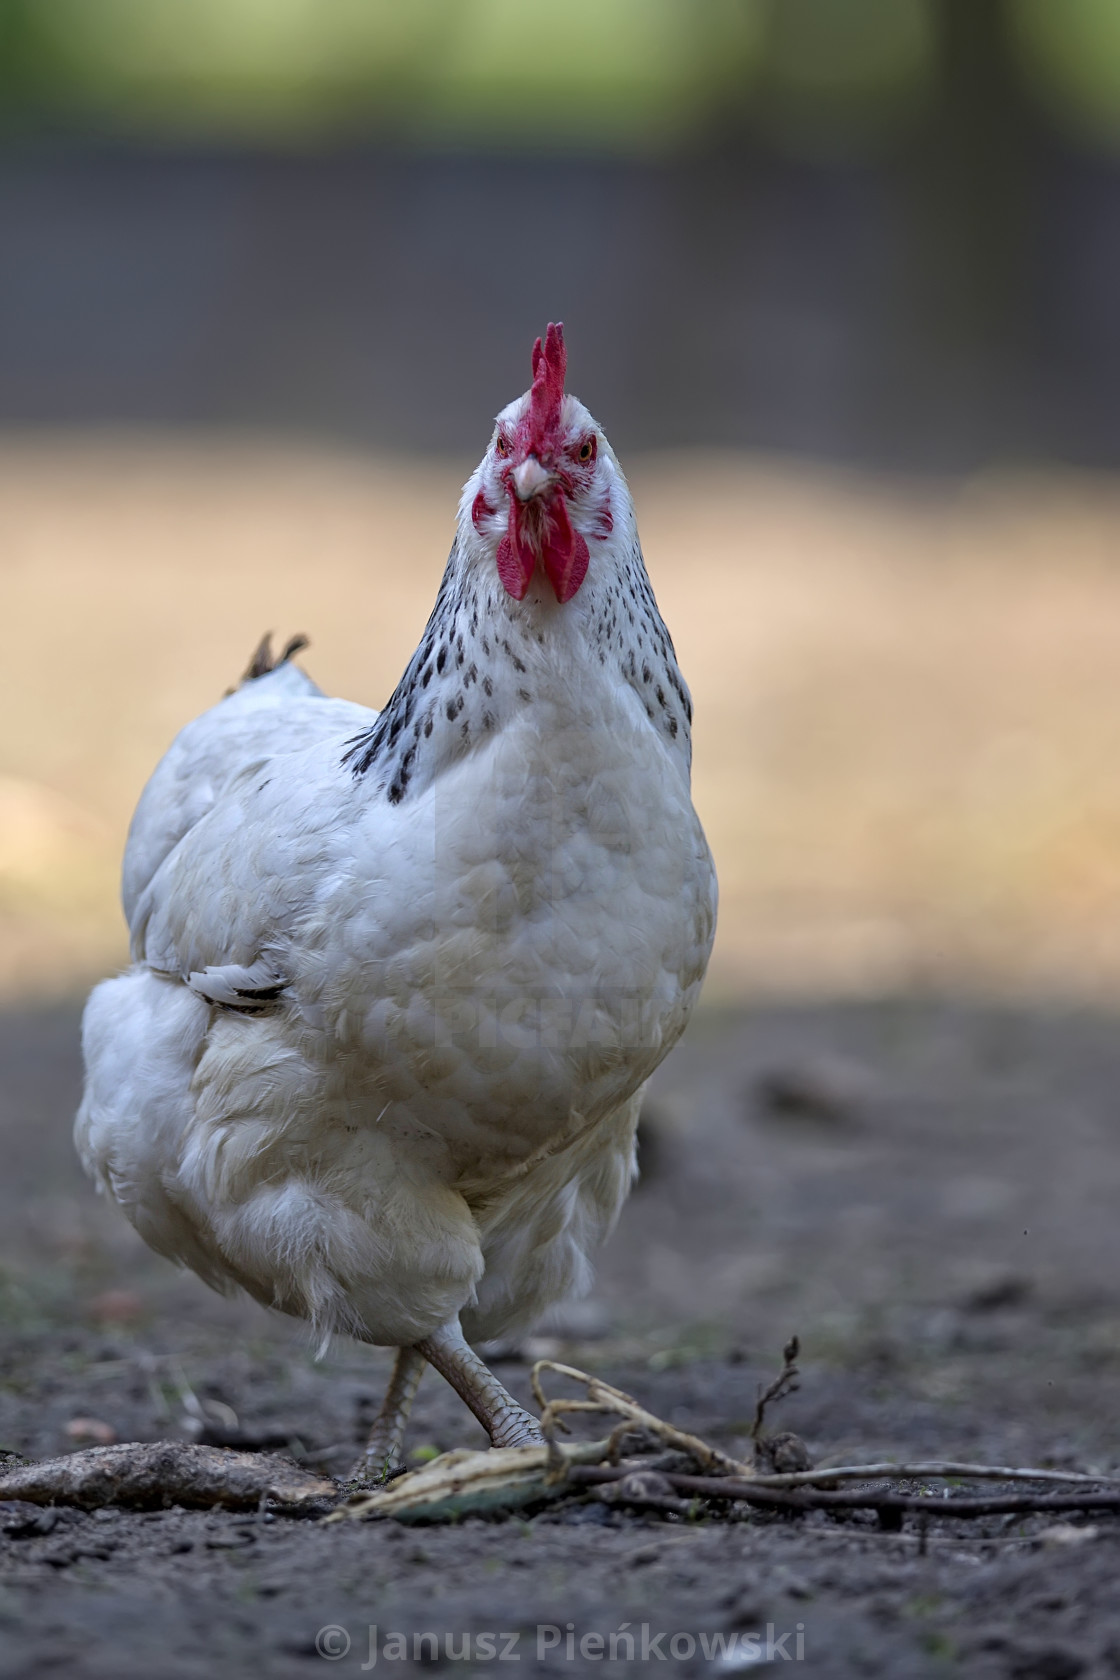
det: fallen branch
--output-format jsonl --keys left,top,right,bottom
{"left": 746, "top": 1461, "right": 1120, "bottom": 1490}
{"left": 0, "top": 1442, "right": 335, "bottom": 1511}
{"left": 331, "top": 1442, "right": 1120, "bottom": 1528}
{"left": 330, "top": 1439, "right": 612, "bottom": 1524}
{"left": 566, "top": 1464, "right": 1120, "bottom": 1520}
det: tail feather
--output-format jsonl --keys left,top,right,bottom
{"left": 240, "top": 632, "right": 310, "bottom": 686}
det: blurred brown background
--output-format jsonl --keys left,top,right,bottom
{"left": 2, "top": 0, "right": 1120, "bottom": 1004}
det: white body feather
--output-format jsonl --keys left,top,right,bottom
{"left": 77, "top": 399, "right": 716, "bottom": 1347}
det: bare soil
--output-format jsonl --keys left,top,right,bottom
{"left": 1, "top": 996, "right": 1119, "bottom": 1678}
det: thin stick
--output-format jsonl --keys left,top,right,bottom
{"left": 531, "top": 1360, "right": 753, "bottom": 1479}
{"left": 566, "top": 1464, "right": 1120, "bottom": 1519}
{"left": 751, "top": 1336, "right": 800, "bottom": 1443}
{"left": 748, "top": 1461, "right": 1120, "bottom": 1490}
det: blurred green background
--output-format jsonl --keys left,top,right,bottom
{"left": 2, "top": 0, "right": 1119, "bottom": 158}
{"left": 0, "top": 0, "right": 1118, "bottom": 464}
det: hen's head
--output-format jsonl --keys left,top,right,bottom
{"left": 466, "top": 323, "right": 616, "bottom": 605}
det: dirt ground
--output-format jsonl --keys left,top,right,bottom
{"left": 1, "top": 995, "right": 1119, "bottom": 1679}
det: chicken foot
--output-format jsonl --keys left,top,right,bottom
{"left": 349, "top": 1346, "right": 427, "bottom": 1483}
{"left": 416, "top": 1318, "right": 545, "bottom": 1449}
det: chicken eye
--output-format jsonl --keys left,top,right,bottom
{"left": 495, "top": 435, "right": 510, "bottom": 458}
{"left": 578, "top": 436, "right": 596, "bottom": 463}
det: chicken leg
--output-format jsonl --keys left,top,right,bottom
{"left": 415, "top": 1318, "right": 544, "bottom": 1448}
{"left": 349, "top": 1346, "right": 426, "bottom": 1483}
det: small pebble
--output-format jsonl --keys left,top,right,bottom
{"left": 64, "top": 1418, "right": 117, "bottom": 1447}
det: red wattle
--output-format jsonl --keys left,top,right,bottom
{"left": 537, "top": 492, "right": 587, "bottom": 603}
{"left": 496, "top": 532, "right": 534, "bottom": 600}
{"left": 495, "top": 481, "right": 591, "bottom": 604}
{"left": 543, "top": 527, "right": 589, "bottom": 603}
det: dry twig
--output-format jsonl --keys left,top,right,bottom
{"left": 751, "top": 1336, "right": 801, "bottom": 1443}
{"left": 564, "top": 1464, "right": 1120, "bottom": 1521}
{"left": 530, "top": 1359, "right": 754, "bottom": 1479}
{"left": 747, "top": 1461, "right": 1120, "bottom": 1490}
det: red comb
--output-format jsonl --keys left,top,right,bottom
{"left": 528, "top": 322, "right": 566, "bottom": 453}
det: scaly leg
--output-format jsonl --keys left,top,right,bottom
{"left": 415, "top": 1318, "right": 544, "bottom": 1448}
{"left": 349, "top": 1346, "right": 426, "bottom": 1483}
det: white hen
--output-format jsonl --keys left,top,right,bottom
{"left": 77, "top": 325, "right": 716, "bottom": 1473}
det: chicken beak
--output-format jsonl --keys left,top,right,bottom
{"left": 511, "top": 455, "right": 554, "bottom": 502}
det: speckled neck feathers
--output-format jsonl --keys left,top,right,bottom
{"left": 342, "top": 531, "right": 692, "bottom": 804}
